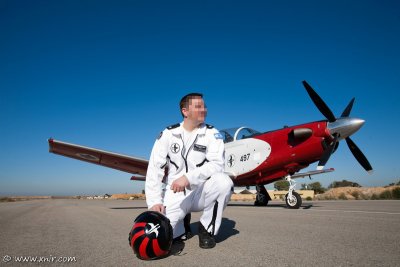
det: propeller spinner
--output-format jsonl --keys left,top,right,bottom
{"left": 302, "top": 81, "right": 373, "bottom": 173}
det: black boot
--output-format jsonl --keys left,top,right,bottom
{"left": 184, "top": 213, "right": 193, "bottom": 239}
{"left": 198, "top": 223, "right": 216, "bottom": 249}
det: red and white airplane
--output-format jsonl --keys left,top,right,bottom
{"left": 48, "top": 81, "right": 372, "bottom": 209}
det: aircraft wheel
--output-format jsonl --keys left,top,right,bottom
{"left": 285, "top": 191, "right": 302, "bottom": 209}
{"left": 254, "top": 193, "right": 269, "bottom": 206}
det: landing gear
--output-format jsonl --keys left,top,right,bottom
{"left": 254, "top": 185, "right": 271, "bottom": 206}
{"left": 285, "top": 191, "right": 302, "bottom": 209}
{"left": 284, "top": 175, "right": 302, "bottom": 209}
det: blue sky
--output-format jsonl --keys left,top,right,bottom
{"left": 1, "top": 0, "right": 399, "bottom": 196}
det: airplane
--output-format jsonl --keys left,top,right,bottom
{"left": 48, "top": 81, "right": 372, "bottom": 209}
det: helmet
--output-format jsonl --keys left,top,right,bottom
{"left": 128, "top": 211, "right": 173, "bottom": 260}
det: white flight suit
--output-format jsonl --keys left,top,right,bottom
{"left": 145, "top": 122, "right": 233, "bottom": 238}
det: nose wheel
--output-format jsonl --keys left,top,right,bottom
{"left": 284, "top": 175, "right": 302, "bottom": 209}
{"left": 285, "top": 191, "right": 302, "bottom": 209}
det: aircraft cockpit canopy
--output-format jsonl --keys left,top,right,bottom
{"left": 219, "top": 127, "right": 261, "bottom": 143}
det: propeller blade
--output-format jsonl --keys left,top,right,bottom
{"left": 302, "top": 81, "right": 336, "bottom": 122}
{"left": 317, "top": 134, "right": 339, "bottom": 170}
{"left": 345, "top": 137, "right": 373, "bottom": 172}
{"left": 341, "top": 98, "right": 355, "bottom": 118}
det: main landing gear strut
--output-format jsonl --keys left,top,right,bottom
{"left": 254, "top": 184, "right": 271, "bottom": 206}
{"left": 284, "top": 175, "right": 302, "bottom": 209}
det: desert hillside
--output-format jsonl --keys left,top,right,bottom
{"left": 110, "top": 194, "right": 146, "bottom": 200}
{"left": 315, "top": 186, "right": 400, "bottom": 200}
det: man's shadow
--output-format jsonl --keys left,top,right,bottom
{"left": 188, "top": 218, "right": 239, "bottom": 243}
{"left": 215, "top": 218, "right": 239, "bottom": 242}
{"left": 170, "top": 217, "right": 239, "bottom": 256}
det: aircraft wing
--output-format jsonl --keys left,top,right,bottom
{"left": 291, "top": 168, "right": 334, "bottom": 179}
{"left": 48, "top": 139, "right": 149, "bottom": 176}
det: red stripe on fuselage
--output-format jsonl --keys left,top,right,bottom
{"left": 234, "top": 121, "right": 329, "bottom": 186}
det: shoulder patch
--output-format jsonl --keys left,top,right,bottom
{"left": 214, "top": 132, "right": 223, "bottom": 140}
{"left": 167, "top": 123, "right": 180, "bottom": 130}
{"left": 206, "top": 124, "right": 214, "bottom": 129}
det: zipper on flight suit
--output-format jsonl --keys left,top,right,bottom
{"left": 180, "top": 134, "right": 199, "bottom": 172}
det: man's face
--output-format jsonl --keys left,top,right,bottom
{"left": 184, "top": 97, "right": 207, "bottom": 124}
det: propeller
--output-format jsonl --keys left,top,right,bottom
{"left": 302, "top": 81, "right": 373, "bottom": 173}
{"left": 317, "top": 134, "right": 338, "bottom": 170}
{"left": 340, "top": 98, "right": 355, "bottom": 118}
{"left": 346, "top": 137, "right": 373, "bottom": 172}
{"left": 302, "top": 81, "right": 336, "bottom": 122}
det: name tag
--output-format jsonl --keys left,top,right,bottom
{"left": 193, "top": 144, "right": 206, "bottom": 153}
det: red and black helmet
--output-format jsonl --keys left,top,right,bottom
{"left": 128, "top": 211, "right": 173, "bottom": 260}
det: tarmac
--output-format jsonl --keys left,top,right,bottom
{"left": 1, "top": 199, "right": 399, "bottom": 266}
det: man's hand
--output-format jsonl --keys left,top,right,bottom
{"left": 150, "top": 204, "right": 165, "bottom": 214}
{"left": 171, "top": 175, "right": 190, "bottom": 193}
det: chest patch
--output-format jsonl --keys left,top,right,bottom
{"left": 170, "top": 143, "right": 180, "bottom": 153}
{"left": 193, "top": 144, "right": 207, "bottom": 153}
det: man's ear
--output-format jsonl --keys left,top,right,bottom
{"left": 182, "top": 108, "right": 188, "bottom": 118}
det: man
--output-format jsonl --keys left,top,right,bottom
{"left": 145, "top": 93, "right": 233, "bottom": 249}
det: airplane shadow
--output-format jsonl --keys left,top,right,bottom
{"left": 228, "top": 202, "right": 315, "bottom": 209}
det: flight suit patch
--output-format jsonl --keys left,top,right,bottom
{"left": 170, "top": 143, "right": 180, "bottom": 153}
{"left": 214, "top": 133, "right": 223, "bottom": 140}
{"left": 194, "top": 144, "right": 206, "bottom": 153}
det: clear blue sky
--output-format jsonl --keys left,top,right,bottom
{"left": 1, "top": 0, "right": 399, "bottom": 196}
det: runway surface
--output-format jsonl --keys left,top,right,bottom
{"left": 1, "top": 199, "right": 399, "bottom": 266}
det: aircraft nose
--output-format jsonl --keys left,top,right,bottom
{"left": 327, "top": 118, "right": 365, "bottom": 139}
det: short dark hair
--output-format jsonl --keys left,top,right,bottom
{"left": 179, "top": 93, "right": 203, "bottom": 117}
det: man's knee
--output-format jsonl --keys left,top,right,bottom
{"left": 209, "top": 173, "right": 233, "bottom": 193}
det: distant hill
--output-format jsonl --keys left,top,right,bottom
{"left": 315, "top": 186, "right": 400, "bottom": 200}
